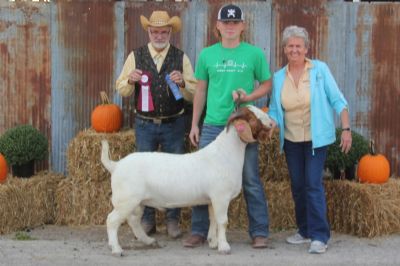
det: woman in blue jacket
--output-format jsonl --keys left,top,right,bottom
{"left": 268, "top": 25, "right": 352, "bottom": 254}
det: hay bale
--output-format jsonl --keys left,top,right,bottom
{"left": 159, "top": 179, "right": 295, "bottom": 231}
{"left": 55, "top": 178, "right": 295, "bottom": 231}
{"left": 225, "top": 180, "right": 295, "bottom": 231}
{"left": 55, "top": 177, "right": 112, "bottom": 225}
{"left": 67, "top": 129, "right": 135, "bottom": 182}
{"left": 325, "top": 178, "right": 400, "bottom": 237}
{"left": 62, "top": 128, "right": 400, "bottom": 238}
{"left": 259, "top": 131, "right": 289, "bottom": 182}
{"left": 0, "top": 171, "right": 64, "bottom": 234}
{"left": 265, "top": 181, "right": 296, "bottom": 230}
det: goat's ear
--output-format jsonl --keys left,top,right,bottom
{"left": 234, "top": 120, "right": 256, "bottom": 143}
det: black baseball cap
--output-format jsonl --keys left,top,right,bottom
{"left": 217, "top": 4, "right": 244, "bottom": 21}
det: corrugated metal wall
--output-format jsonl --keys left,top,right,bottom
{"left": 0, "top": 0, "right": 399, "bottom": 176}
{"left": 51, "top": 0, "right": 117, "bottom": 174}
{"left": 0, "top": 1, "right": 51, "bottom": 172}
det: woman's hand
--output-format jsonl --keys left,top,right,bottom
{"left": 340, "top": 130, "right": 352, "bottom": 154}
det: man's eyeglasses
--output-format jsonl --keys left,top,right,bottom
{"left": 149, "top": 30, "right": 171, "bottom": 37}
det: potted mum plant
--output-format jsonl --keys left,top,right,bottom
{"left": 0, "top": 125, "right": 48, "bottom": 178}
{"left": 325, "top": 128, "right": 369, "bottom": 180}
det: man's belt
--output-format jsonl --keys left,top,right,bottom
{"left": 135, "top": 110, "right": 184, "bottom": 125}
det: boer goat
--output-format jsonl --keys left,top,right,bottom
{"left": 101, "top": 106, "right": 272, "bottom": 255}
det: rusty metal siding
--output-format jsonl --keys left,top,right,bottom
{"left": 0, "top": 1, "right": 51, "bottom": 171}
{"left": 0, "top": 0, "right": 399, "bottom": 176}
{"left": 51, "top": 1, "right": 117, "bottom": 173}
{"left": 370, "top": 4, "right": 400, "bottom": 175}
{"left": 344, "top": 3, "right": 400, "bottom": 176}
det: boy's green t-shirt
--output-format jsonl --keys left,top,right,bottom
{"left": 195, "top": 42, "right": 271, "bottom": 125}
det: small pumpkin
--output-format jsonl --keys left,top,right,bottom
{"left": 91, "top": 91, "right": 123, "bottom": 133}
{"left": 357, "top": 140, "right": 390, "bottom": 184}
{"left": 0, "top": 153, "right": 8, "bottom": 183}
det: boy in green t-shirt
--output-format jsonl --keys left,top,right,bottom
{"left": 183, "top": 4, "right": 272, "bottom": 249}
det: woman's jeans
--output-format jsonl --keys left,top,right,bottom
{"left": 190, "top": 124, "right": 269, "bottom": 238}
{"left": 134, "top": 116, "right": 185, "bottom": 225}
{"left": 284, "top": 139, "right": 330, "bottom": 244}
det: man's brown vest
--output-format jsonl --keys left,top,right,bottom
{"left": 134, "top": 45, "right": 184, "bottom": 117}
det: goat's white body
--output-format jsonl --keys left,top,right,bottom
{"left": 101, "top": 126, "right": 246, "bottom": 255}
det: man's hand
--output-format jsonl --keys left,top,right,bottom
{"left": 128, "top": 69, "right": 143, "bottom": 84}
{"left": 189, "top": 125, "right": 200, "bottom": 147}
{"left": 232, "top": 89, "right": 247, "bottom": 103}
{"left": 169, "top": 70, "right": 185, "bottom": 87}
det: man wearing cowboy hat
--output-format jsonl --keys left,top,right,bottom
{"left": 116, "top": 10, "right": 196, "bottom": 239}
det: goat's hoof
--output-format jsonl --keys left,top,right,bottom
{"left": 218, "top": 243, "right": 231, "bottom": 255}
{"left": 149, "top": 240, "right": 160, "bottom": 248}
{"left": 143, "top": 237, "right": 156, "bottom": 245}
{"left": 208, "top": 239, "right": 218, "bottom": 249}
{"left": 111, "top": 247, "right": 123, "bottom": 257}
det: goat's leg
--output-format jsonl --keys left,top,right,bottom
{"left": 107, "top": 208, "right": 128, "bottom": 256}
{"left": 211, "top": 198, "right": 231, "bottom": 254}
{"left": 127, "top": 204, "right": 157, "bottom": 247}
{"left": 207, "top": 204, "right": 218, "bottom": 249}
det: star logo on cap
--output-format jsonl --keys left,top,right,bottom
{"left": 227, "top": 9, "right": 236, "bottom": 18}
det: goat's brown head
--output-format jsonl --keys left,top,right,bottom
{"left": 227, "top": 106, "right": 273, "bottom": 143}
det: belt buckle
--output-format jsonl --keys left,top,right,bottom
{"left": 153, "top": 118, "right": 162, "bottom": 124}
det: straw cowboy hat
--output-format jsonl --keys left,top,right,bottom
{"left": 140, "top": 11, "right": 181, "bottom": 33}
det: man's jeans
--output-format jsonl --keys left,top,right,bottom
{"left": 190, "top": 124, "right": 269, "bottom": 238}
{"left": 283, "top": 139, "right": 330, "bottom": 244}
{"left": 134, "top": 116, "right": 185, "bottom": 225}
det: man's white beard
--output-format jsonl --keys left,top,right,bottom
{"left": 152, "top": 42, "right": 168, "bottom": 50}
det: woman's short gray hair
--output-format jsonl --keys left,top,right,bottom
{"left": 282, "top": 25, "right": 310, "bottom": 48}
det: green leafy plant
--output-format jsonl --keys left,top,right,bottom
{"left": 325, "top": 128, "right": 369, "bottom": 175}
{"left": 14, "top": 231, "right": 36, "bottom": 240}
{"left": 0, "top": 125, "right": 48, "bottom": 166}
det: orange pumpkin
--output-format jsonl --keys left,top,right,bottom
{"left": 0, "top": 153, "right": 8, "bottom": 183}
{"left": 91, "top": 91, "right": 123, "bottom": 133}
{"left": 261, "top": 106, "right": 269, "bottom": 113}
{"left": 357, "top": 140, "right": 390, "bottom": 184}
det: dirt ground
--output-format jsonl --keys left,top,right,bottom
{"left": 1, "top": 225, "right": 399, "bottom": 266}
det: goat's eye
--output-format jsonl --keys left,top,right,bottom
{"left": 248, "top": 119, "right": 258, "bottom": 128}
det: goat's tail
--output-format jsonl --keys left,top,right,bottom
{"left": 101, "top": 140, "right": 116, "bottom": 173}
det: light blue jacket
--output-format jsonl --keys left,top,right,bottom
{"left": 268, "top": 60, "right": 348, "bottom": 152}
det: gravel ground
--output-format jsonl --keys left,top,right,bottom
{"left": 1, "top": 225, "right": 399, "bottom": 266}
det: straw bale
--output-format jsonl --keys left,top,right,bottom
{"left": 265, "top": 181, "right": 296, "bottom": 229}
{"left": 62, "top": 127, "right": 400, "bottom": 237}
{"left": 67, "top": 129, "right": 135, "bottom": 182}
{"left": 259, "top": 131, "right": 289, "bottom": 182}
{"left": 0, "top": 171, "right": 64, "bottom": 234}
{"left": 55, "top": 177, "right": 112, "bottom": 225}
{"left": 325, "top": 178, "right": 400, "bottom": 237}
{"left": 54, "top": 177, "right": 295, "bottom": 231}
{"left": 158, "top": 179, "right": 295, "bottom": 231}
